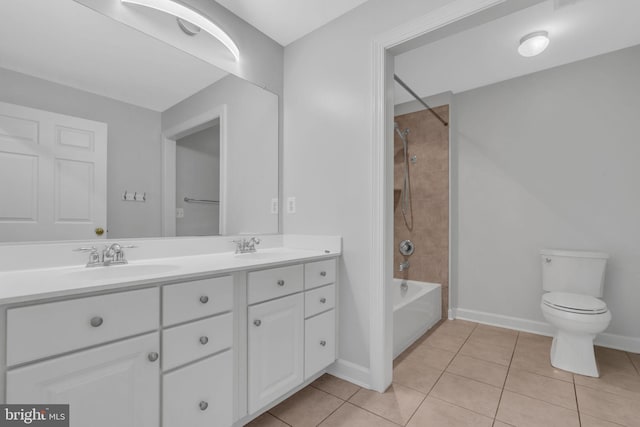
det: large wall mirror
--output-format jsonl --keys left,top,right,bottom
{"left": 0, "top": 0, "right": 279, "bottom": 243}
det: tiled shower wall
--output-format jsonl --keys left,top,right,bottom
{"left": 394, "top": 105, "right": 449, "bottom": 318}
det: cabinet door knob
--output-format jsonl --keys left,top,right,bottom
{"left": 320, "top": 271, "right": 327, "bottom": 277}
{"left": 148, "top": 352, "right": 159, "bottom": 362}
{"left": 254, "top": 319, "right": 262, "bottom": 327}
{"left": 277, "top": 280, "right": 285, "bottom": 286}
{"left": 90, "top": 316, "right": 104, "bottom": 327}
{"left": 199, "top": 336, "right": 209, "bottom": 345}
{"left": 320, "top": 297, "right": 327, "bottom": 304}
{"left": 199, "top": 401, "right": 208, "bottom": 411}
{"left": 199, "top": 295, "right": 209, "bottom": 304}
{"left": 320, "top": 340, "right": 327, "bottom": 347}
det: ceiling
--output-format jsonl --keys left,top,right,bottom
{"left": 394, "top": 0, "right": 640, "bottom": 105}
{"left": 0, "top": 0, "right": 227, "bottom": 112}
{"left": 214, "top": 0, "right": 370, "bottom": 46}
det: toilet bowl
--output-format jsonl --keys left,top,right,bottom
{"left": 540, "top": 249, "right": 611, "bottom": 378}
{"left": 541, "top": 292, "right": 611, "bottom": 377}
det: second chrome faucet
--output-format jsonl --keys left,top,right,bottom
{"left": 233, "top": 237, "right": 261, "bottom": 254}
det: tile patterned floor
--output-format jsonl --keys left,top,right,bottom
{"left": 245, "top": 320, "right": 640, "bottom": 427}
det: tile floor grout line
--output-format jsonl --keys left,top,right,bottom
{"left": 309, "top": 382, "right": 361, "bottom": 402}
{"left": 401, "top": 388, "right": 428, "bottom": 427}
{"left": 315, "top": 399, "right": 347, "bottom": 427}
{"left": 266, "top": 410, "right": 293, "bottom": 427}
{"left": 426, "top": 395, "right": 497, "bottom": 422}
{"left": 624, "top": 351, "right": 640, "bottom": 376}
{"left": 491, "top": 330, "right": 519, "bottom": 423}
{"left": 573, "top": 373, "right": 583, "bottom": 427}
{"left": 345, "top": 398, "right": 406, "bottom": 426}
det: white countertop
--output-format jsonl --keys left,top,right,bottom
{"left": 0, "top": 247, "right": 339, "bottom": 305}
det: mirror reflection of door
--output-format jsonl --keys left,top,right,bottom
{"left": 175, "top": 119, "right": 220, "bottom": 236}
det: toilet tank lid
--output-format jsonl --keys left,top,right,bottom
{"left": 540, "top": 249, "right": 609, "bottom": 259}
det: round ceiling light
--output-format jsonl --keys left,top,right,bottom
{"left": 518, "top": 31, "right": 550, "bottom": 57}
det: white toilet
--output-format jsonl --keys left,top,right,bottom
{"left": 540, "top": 249, "right": 611, "bottom": 377}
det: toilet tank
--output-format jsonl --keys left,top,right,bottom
{"left": 540, "top": 249, "right": 609, "bottom": 296}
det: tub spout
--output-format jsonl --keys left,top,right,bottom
{"left": 399, "top": 261, "right": 410, "bottom": 272}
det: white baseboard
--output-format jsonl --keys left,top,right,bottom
{"left": 454, "top": 308, "right": 640, "bottom": 353}
{"left": 326, "top": 359, "right": 371, "bottom": 389}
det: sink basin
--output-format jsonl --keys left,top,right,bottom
{"left": 65, "top": 264, "right": 180, "bottom": 280}
{"left": 233, "top": 249, "right": 298, "bottom": 260}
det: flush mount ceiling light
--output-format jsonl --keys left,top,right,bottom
{"left": 518, "top": 31, "right": 550, "bottom": 57}
{"left": 121, "top": 0, "right": 240, "bottom": 61}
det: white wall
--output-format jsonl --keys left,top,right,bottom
{"left": 176, "top": 124, "right": 220, "bottom": 236}
{"left": 0, "top": 67, "right": 162, "bottom": 239}
{"left": 163, "top": 75, "right": 279, "bottom": 235}
{"left": 455, "top": 45, "right": 640, "bottom": 347}
{"left": 283, "top": 0, "right": 450, "bottom": 381}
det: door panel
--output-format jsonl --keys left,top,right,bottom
{"left": 0, "top": 101, "right": 107, "bottom": 241}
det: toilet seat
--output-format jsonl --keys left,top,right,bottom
{"left": 542, "top": 292, "right": 608, "bottom": 315}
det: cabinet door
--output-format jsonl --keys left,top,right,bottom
{"left": 6, "top": 333, "right": 159, "bottom": 427}
{"left": 305, "top": 310, "right": 336, "bottom": 379}
{"left": 163, "top": 350, "right": 233, "bottom": 427}
{"left": 248, "top": 293, "right": 304, "bottom": 413}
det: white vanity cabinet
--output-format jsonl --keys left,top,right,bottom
{"left": 0, "top": 249, "right": 340, "bottom": 427}
{"left": 5, "top": 288, "right": 161, "bottom": 427}
{"left": 247, "top": 259, "right": 337, "bottom": 415}
{"left": 248, "top": 292, "right": 304, "bottom": 412}
{"left": 161, "top": 275, "right": 234, "bottom": 427}
{"left": 7, "top": 333, "right": 160, "bottom": 427}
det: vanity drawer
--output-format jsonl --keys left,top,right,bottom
{"left": 7, "top": 287, "right": 159, "bottom": 366}
{"left": 163, "top": 275, "right": 233, "bottom": 326}
{"left": 248, "top": 264, "right": 303, "bottom": 304}
{"left": 162, "top": 313, "right": 232, "bottom": 371}
{"left": 305, "top": 309, "right": 336, "bottom": 379}
{"left": 305, "top": 284, "right": 336, "bottom": 318}
{"left": 163, "top": 349, "right": 233, "bottom": 427}
{"left": 305, "top": 259, "right": 336, "bottom": 290}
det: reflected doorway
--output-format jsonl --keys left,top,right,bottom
{"left": 175, "top": 119, "right": 220, "bottom": 236}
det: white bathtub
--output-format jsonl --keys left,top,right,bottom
{"left": 393, "top": 279, "right": 442, "bottom": 358}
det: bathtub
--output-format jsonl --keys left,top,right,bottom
{"left": 393, "top": 279, "right": 442, "bottom": 358}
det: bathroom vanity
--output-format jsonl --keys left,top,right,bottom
{"left": 0, "top": 237, "right": 340, "bottom": 427}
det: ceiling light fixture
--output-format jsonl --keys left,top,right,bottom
{"left": 518, "top": 31, "right": 550, "bottom": 57}
{"left": 121, "top": 0, "right": 240, "bottom": 61}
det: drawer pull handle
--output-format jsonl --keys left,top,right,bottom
{"left": 277, "top": 280, "right": 285, "bottom": 286}
{"left": 320, "top": 271, "right": 327, "bottom": 277}
{"left": 320, "top": 340, "right": 327, "bottom": 347}
{"left": 199, "top": 401, "right": 208, "bottom": 411}
{"left": 320, "top": 297, "right": 327, "bottom": 304}
{"left": 200, "top": 295, "right": 209, "bottom": 304}
{"left": 254, "top": 319, "right": 262, "bottom": 327}
{"left": 148, "top": 352, "right": 159, "bottom": 362}
{"left": 199, "top": 336, "right": 209, "bottom": 345}
{"left": 90, "top": 316, "right": 104, "bottom": 327}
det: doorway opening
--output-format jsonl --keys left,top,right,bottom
{"left": 161, "top": 105, "right": 227, "bottom": 237}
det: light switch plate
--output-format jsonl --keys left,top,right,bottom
{"left": 271, "top": 198, "right": 279, "bottom": 214}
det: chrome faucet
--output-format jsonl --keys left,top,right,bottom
{"left": 399, "top": 260, "right": 410, "bottom": 272}
{"left": 74, "top": 243, "right": 136, "bottom": 267}
{"left": 233, "top": 237, "right": 261, "bottom": 254}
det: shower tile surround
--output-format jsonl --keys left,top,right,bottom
{"left": 394, "top": 105, "right": 450, "bottom": 318}
{"left": 249, "top": 320, "right": 640, "bottom": 427}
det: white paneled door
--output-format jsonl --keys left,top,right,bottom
{"left": 0, "top": 101, "right": 107, "bottom": 241}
